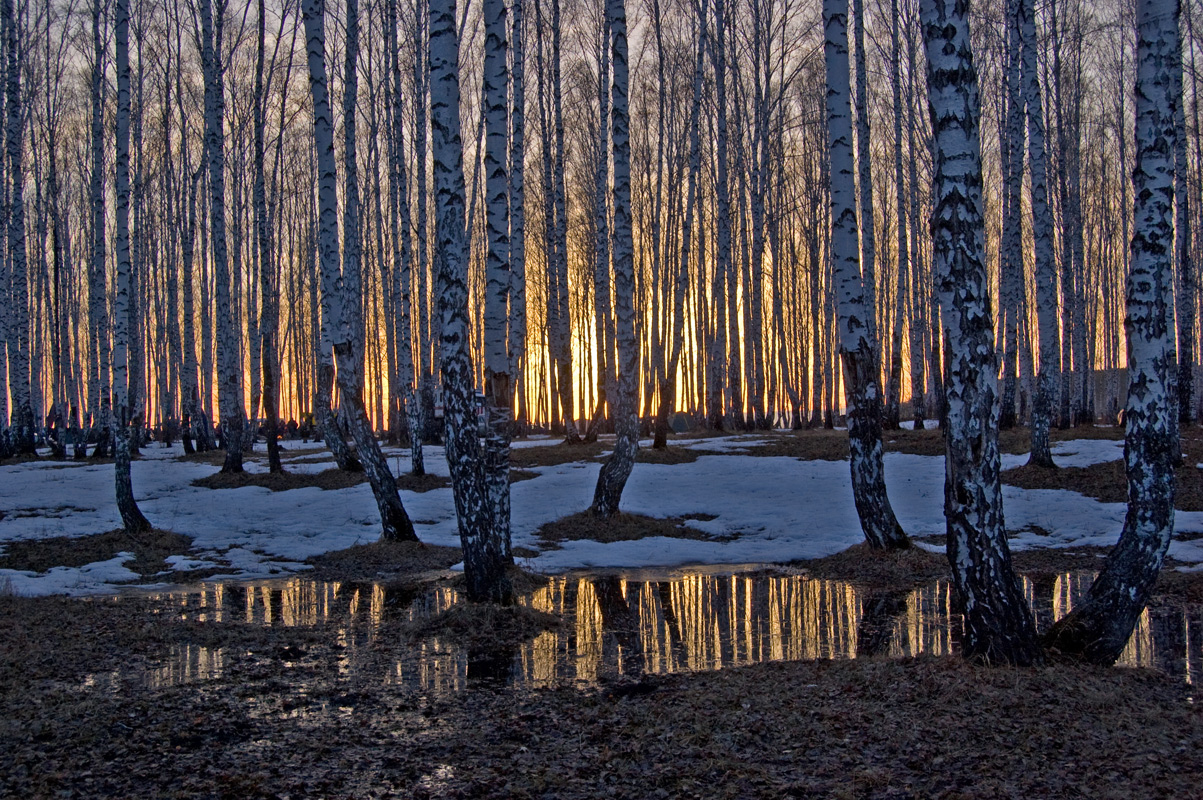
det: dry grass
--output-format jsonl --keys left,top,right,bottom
{"left": 395, "top": 472, "right": 452, "bottom": 493}
{"left": 0, "top": 529, "right": 193, "bottom": 579}
{"left": 174, "top": 448, "right": 253, "bottom": 467}
{"left": 789, "top": 542, "right": 950, "bottom": 591}
{"left": 192, "top": 468, "right": 366, "bottom": 492}
{"left": 636, "top": 446, "right": 701, "bottom": 465}
{"left": 304, "top": 539, "right": 462, "bottom": 582}
{"left": 509, "top": 440, "right": 608, "bottom": 468}
{"left": 1002, "top": 458, "right": 1203, "bottom": 513}
{"left": 536, "top": 510, "right": 733, "bottom": 549}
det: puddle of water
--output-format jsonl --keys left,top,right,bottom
{"left": 129, "top": 569, "right": 1203, "bottom": 695}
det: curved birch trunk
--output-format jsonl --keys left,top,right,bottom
{"left": 591, "top": 0, "right": 637, "bottom": 518}
{"left": 1046, "top": 0, "right": 1178, "bottom": 665}
{"left": 922, "top": 0, "right": 1040, "bottom": 665}
{"left": 825, "top": 0, "right": 908, "bottom": 551}
{"left": 430, "top": 0, "right": 512, "bottom": 601}
{"left": 303, "top": 0, "right": 416, "bottom": 542}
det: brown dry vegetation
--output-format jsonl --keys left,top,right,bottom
{"left": 789, "top": 543, "right": 950, "bottom": 591}
{"left": 304, "top": 540, "right": 463, "bottom": 582}
{"left": 535, "top": 510, "right": 733, "bottom": 550}
{"left": 0, "top": 529, "right": 194, "bottom": 579}
{"left": 1001, "top": 427, "right": 1203, "bottom": 512}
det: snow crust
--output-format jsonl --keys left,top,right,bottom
{"left": 1, "top": 434, "right": 1198, "bottom": 596}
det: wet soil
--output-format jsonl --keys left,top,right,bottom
{"left": 2, "top": 569, "right": 1201, "bottom": 799}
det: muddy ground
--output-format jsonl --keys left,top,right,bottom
{"left": 2, "top": 538, "right": 1203, "bottom": 799}
{"left": 4, "top": 428, "right": 1203, "bottom": 798}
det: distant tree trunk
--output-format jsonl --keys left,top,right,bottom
{"left": 654, "top": 0, "right": 706, "bottom": 449}
{"left": 1174, "top": 14, "right": 1194, "bottom": 428}
{"left": 825, "top": 0, "right": 908, "bottom": 551}
{"left": 1046, "top": 0, "right": 1179, "bottom": 665}
{"left": 1022, "top": 0, "right": 1059, "bottom": 468}
{"left": 921, "top": 0, "right": 1040, "bottom": 665}
{"left": 709, "top": 0, "right": 734, "bottom": 430}
{"left": 884, "top": 0, "right": 907, "bottom": 431}
{"left": 255, "top": 0, "right": 283, "bottom": 474}
{"left": 999, "top": 0, "right": 1026, "bottom": 430}
{"left": 590, "top": 7, "right": 612, "bottom": 442}
{"left": 112, "top": 0, "right": 150, "bottom": 532}
{"left": 199, "top": 0, "right": 244, "bottom": 474}
{"left": 592, "top": 0, "right": 637, "bottom": 518}
{"left": 550, "top": 0, "right": 576, "bottom": 441}
{"left": 430, "top": 0, "right": 513, "bottom": 601}
{"left": 905, "top": 20, "right": 926, "bottom": 431}
{"left": 88, "top": 0, "right": 111, "bottom": 460}
{"left": 508, "top": 0, "right": 528, "bottom": 428}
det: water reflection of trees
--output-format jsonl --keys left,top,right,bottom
{"left": 146, "top": 571, "right": 1202, "bottom": 694}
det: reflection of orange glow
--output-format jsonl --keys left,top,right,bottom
{"left": 141, "top": 571, "right": 1190, "bottom": 692}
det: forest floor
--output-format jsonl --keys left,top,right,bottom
{"left": 2, "top": 540, "right": 1202, "bottom": 799}
{"left": 4, "top": 425, "right": 1203, "bottom": 797}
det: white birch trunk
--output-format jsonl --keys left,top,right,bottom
{"left": 1047, "top": 0, "right": 1179, "bottom": 665}
{"left": 88, "top": 0, "right": 111, "bottom": 459}
{"left": 430, "top": 0, "right": 512, "bottom": 601}
{"left": 508, "top": 0, "right": 527, "bottom": 424}
{"left": 3, "top": 0, "right": 29, "bottom": 455}
{"left": 112, "top": 0, "right": 149, "bottom": 532}
{"left": 825, "top": 0, "right": 908, "bottom": 550}
{"left": 921, "top": 0, "right": 1040, "bottom": 665}
{"left": 482, "top": 0, "right": 513, "bottom": 556}
{"left": 591, "top": 0, "right": 638, "bottom": 518}
{"left": 1022, "top": 0, "right": 1059, "bottom": 467}
{"left": 199, "top": 0, "right": 244, "bottom": 474}
{"left": 999, "top": 0, "right": 1026, "bottom": 430}
{"left": 303, "top": 0, "right": 416, "bottom": 542}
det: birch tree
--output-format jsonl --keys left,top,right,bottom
{"left": 303, "top": 0, "right": 417, "bottom": 542}
{"left": 482, "top": 0, "right": 513, "bottom": 553}
{"left": 1023, "top": 0, "right": 1060, "bottom": 467}
{"left": 3, "top": 0, "right": 30, "bottom": 455}
{"left": 922, "top": 0, "right": 1040, "bottom": 664}
{"left": 591, "top": 0, "right": 637, "bottom": 518}
{"left": 430, "top": 0, "right": 513, "bottom": 601}
{"left": 112, "top": 0, "right": 150, "bottom": 531}
{"left": 1047, "top": 0, "right": 1179, "bottom": 665}
{"left": 999, "top": 0, "right": 1026, "bottom": 430}
{"left": 88, "top": 0, "right": 111, "bottom": 459}
{"left": 255, "top": 0, "right": 283, "bottom": 474}
{"left": 825, "top": 0, "right": 908, "bottom": 550}
{"left": 199, "top": 0, "right": 245, "bottom": 474}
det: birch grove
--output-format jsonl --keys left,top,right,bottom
{"left": 0, "top": 0, "right": 1194, "bottom": 648}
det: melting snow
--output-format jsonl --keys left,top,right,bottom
{"left": 0, "top": 432, "right": 1196, "bottom": 596}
